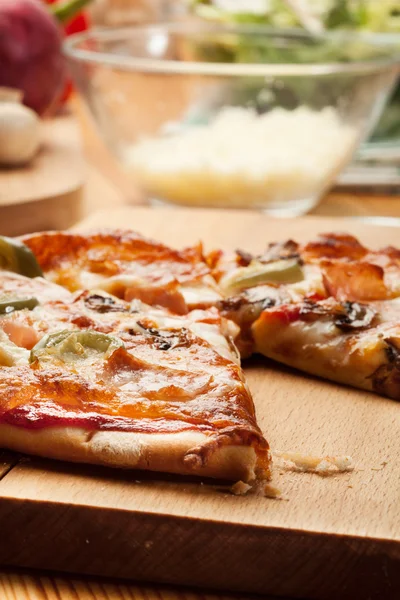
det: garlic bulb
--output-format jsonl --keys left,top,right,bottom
{"left": 0, "top": 102, "right": 41, "bottom": 167}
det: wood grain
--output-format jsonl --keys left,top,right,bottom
{"left": 0, "top": 452, "right": 19, "bottom": 481}
{"left": 0, "top": 113, "right": 84, "bottom": 236}
{"left": 0, "top": 569, "right": 267, "bottom": 600}
{"left": 0, "top": 208, "right": 399, "bottom": 600}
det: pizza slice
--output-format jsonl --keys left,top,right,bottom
{"left": 22, "top": 230, "right": 222, "bottom": 315}
{"left": 208, "top": 232, "right": 400, "bottom": 358}
{"left": 208, "top": 232, "right": 400, "bottom": 400}
{"left": 252, "top": 296, "right": 400, "bottom": 400}
{"left": 0, "top": 263, "right": 270, "bottom": 481}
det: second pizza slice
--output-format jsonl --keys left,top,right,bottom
{"left": 210, "top": 232, "right": 400, "bottom": 400}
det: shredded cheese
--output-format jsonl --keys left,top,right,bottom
{"left": 127, "top": 106, "right": 358, "bottom": 209}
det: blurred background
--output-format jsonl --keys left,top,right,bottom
{"left": 80, "top": 0, "right": 400, "bottom": 146}
{"left": 0, "top": 0, "right": 399, "bottom": 234}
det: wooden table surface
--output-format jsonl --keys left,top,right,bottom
{"left": 1, "top": 96, "right": 399, "bottom": 600}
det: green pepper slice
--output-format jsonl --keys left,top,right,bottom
{"left": 0, "top": 296, "right": 39, "bottom": 315}
{"left": 0, "top": 236, "right": 43, "bottom": 278}
{"left": 30, "top": 329, "right": 125, "bottom": 365}
{"left": 220, "top": 258, "right": 304, "bottom": 295}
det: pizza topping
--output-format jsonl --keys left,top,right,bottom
{"left": 179, "top": 281, "right": 222, "bottom": 310}
{"left": 258, "top": 240, "right": 300, "bottom": 264}
{"left": 219, "top": 294, "right": 277, "bottom": 314}
{"left": 297, "top": 298, "right": 376, "bottom": 330}
{"left": 133, "top": 320, "right": 192, "bottom": 351}
{"left": 219, "top": 293, "right": 279, "bottom": 342}
{"left": 123, "top": 279, "right": 188, "bottom": 315}
{"left": 260, "top": 298, "right": 377, "bottom": 335}
{"left": 334, "top": 302, "right": 376, "bottom": 331}
{"left": 0, "top": 271, "right": 72, "bottom": 304}
{"left": 30, "top": 330, "right": 124, "bottom": 366}
{"left": 0, "top": 330, "right": 30, "bottom": 366}
{"left": 1, "top": 313, "right": 41, "bottom": 349}
{"left": 83, "top": 292, "right": 128, "bottom": 314}
{"left": 302, "top": 233, "right": 367, "bottom": 261}
{"left": 219, "top": 258, "right": 304, "bottom": 295}
{"left": 0, "top": 236, "right": 43, "bottom": 278}
{"left": 218, "top": 289, "right": 285, "bottom": 357}
{"left": 0, "top": 295, "right": 38, "bottom": 314}
{"left": 322, "top": 260, "right": 388, "bottom": 302}
{"left": 235, "top": 249, "right": 253, "bottom": 267}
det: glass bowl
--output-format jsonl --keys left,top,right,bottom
{"left": 65, "top": 24, "right": 400, "bottom": 216}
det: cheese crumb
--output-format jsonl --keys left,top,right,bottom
{"left": 273, "top": 451, "right": 354, "bottom": 476}
{"left": 263, "top": 483, "right": 282, "bottom": 499}
{"left": 230, "top": 480, "right": 252, "bottom": 495}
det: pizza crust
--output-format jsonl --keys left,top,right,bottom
{"left": 252, "top": 316, "right": 372, "bottom": 392}
{"left": 251, "top": 311, "right": 400, "bottom": 399}
{"left": 0, "top": 424, "right": 259, "bottom": 482}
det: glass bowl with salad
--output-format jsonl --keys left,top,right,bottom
{"left": 65, "top": 22, "right": 400, "bottom": 215}
{"left": 191, "top": 0, "right": 400, "bottom": 150}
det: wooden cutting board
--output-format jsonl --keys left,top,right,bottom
{"left": 0, "top": 113, "right": 84, "bottom": 236}
{"left": 0, "top": 207, "right": 399, "bottom": 600}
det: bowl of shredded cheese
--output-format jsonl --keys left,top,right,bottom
{"left": 65, "top": 24, "right": 400, "bottom": 215}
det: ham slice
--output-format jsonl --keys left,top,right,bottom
{"left": 302, "top": 233, "right": 368, "bottom": 261}
{"left": 322, "top": 260, "right": 388, "bottom": 302}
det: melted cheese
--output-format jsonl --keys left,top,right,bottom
{"left": 79, "top": 270, "right": 108, "bottom": 291}
{"left": 80, "top": 272, "right": 222, "bottom": 311}
{"left": 181, "top": 283, "right": 222, "bottom": 307}
{"left": 0, "top": 330, "right": 30, "bottom": 366}
{"left": 288, "top": 264, "right": 325, "bottom": 301}
{"left": 126, "top": 304, "right": 239, "bottom": 364}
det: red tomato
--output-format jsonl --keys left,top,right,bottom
{"left": 44, "top": 0, "right": 89, "bottom": 33}
{"left": 43, "top": 0, "right": 89, "bottom": 103}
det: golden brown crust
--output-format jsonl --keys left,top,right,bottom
{"left": 0, "top": 424, "right": 261, "bottom": 481}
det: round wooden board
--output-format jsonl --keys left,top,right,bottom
{"left": 0, "top": 112, "right": 85, "bottom": 237}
